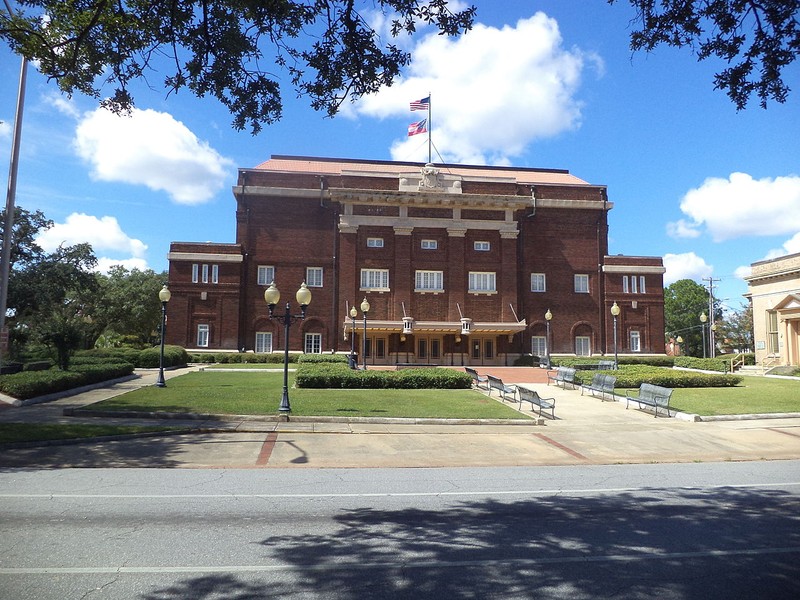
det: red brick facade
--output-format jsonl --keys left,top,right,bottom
{"left": 165, "top": 156, "right": 666, "bottom": 365}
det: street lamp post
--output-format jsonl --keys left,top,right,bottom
{"left": 155, "top": 285, "right": 171, "bottom": 387}
{"left": 360, "top": 297, "right": 370, "bottom": 370}
{"left": 700, "top": 312, "right": 708, "bottom": 358}
{"left": 349, "top": 305, "right": 358, "bottom": 369}
{"left": 610, "top": 301, "right": 621, "bottom": 370}
{"left": 544, "top": 309, "right": 553, "bottom": 368}
{"left": 710, "top": 323, "right": 717, "bottom": 359}
{"left": 264, "top": 281, "right": 312, "bottom": 416}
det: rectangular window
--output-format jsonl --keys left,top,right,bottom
{"left": 474, "top": 241, "right": 491, "bottom": 251}
{"left": 201, "top": 264, "right": 209, "bottom": 283}
{"left": 575, "top": 336, "right": 591, "bottom": 356}
{"left": 192, "top": 264, "right": 199, "bottom": 284}
{"left": 631, "top": 275, "right": 638, "bottom": 294}
{"left": 360, "top": 268, "right": 390, "bottom": 290}
{"left": 630, "top": 330, "right": 641, "bottom": 352}
{"left": 418, "top": 339, "right": 427, "bottom": 359}
{"left": 306, "top": 267, "right": 323, "bottom": 287}
{"left": 211, "top": 264, "right": 219, "bottom": 284}
{"left": 197, "top": 324, "right": 209, "bottom": 348}
{"left": 257, "top": 265, "right": 275, "bottom": 286}
{"left": 639, "top": 276, "right": 646, "bottom": 294}
{"left": 767, "top": 311, "right": 779, "bottom": 353}
{"left": 574, "top": 274, "right": 589, "bottom": 294}
{"left": 623, "top": 275, "right": 629, "bottom": 294}
{"left": 255, "top": 332, "right": 272, "bottom": 353}
{"left": 367, "top": 237, "right": 384, "bottom": 248}
{"left": 421, "top": 239, "right": 438, "bottom": 250}
{"left": 531, "top": 336, "right": 547, "bottom": 357}
{"left": 468, "top": 271, "right": 496, "bottom": 293}
{"left": 304, "top": 333, "right": 322, "bottom": 354}
{"left": 415, "top": 270, "right": 444, "bottom": 291}
{"left": 531, "top": 273, "right": 546, "bottom": 292}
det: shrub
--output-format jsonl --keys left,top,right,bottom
{"left": 295, "top": 363, "right": 472, "bottom": 389}
{"left": 512, "top": 354, "right": 540, "bottom": 367}
{"left": 576, "top": 365, "right": 742, "bottom": 388}
{"left": 674, "top": 356, "right": 730, "bottom": 372}
{"left": 137, "top": 345, "right": 190, "bottom": 368}
{"left": 0, "top": 362, "right": 134, "bottom": 400}
{"left": 298, "top": 354, "right": 349, "bottom": 364}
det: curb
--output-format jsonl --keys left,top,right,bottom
{"left": 64, "top": 408, "right": 543, "bottom": 426}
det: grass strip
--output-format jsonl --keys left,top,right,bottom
{"left": 91, "top": 371, "right": 529, "bottom": 420}
{"left": 0, "top": 423, "right": 182, "bottom": 444}
{"left": 619, "top": 376, "right": 800, "bottom": 416}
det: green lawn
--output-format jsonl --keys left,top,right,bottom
{"left": 92, "top": 371, "right": 528, "bottom": 420}
{"left": 626, "top": 377, "right": 800, "bottom": 416}
{"left": 0, "top": 423, "right": 181, "bottom": 444}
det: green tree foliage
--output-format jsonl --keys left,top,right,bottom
{"left": 94, "top": 266, "right": 167, "bottom": 345}
{"left": 610, "top": 0, "right": 800, "bottom": 109}
{"left": 664, "top": 279, "right": 711, "bottom": 357}
{"left": 717, "top": 302, "right": 754, "bottom": 353}
{"left": 0, "top": 1, "right": 475, "bottom": 134}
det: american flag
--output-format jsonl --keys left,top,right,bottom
{"left": 408, "top": 119, "right": 427, "bottom": 136}
{"left": 410, "top": 96, "right": 430, "bottom": 111}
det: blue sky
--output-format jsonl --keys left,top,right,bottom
{"left": 1, "top": 0, "right": 798, "bottom": 316}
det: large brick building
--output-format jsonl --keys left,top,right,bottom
{"left": 165, "top": 156, "right": 665, "bottom": 366}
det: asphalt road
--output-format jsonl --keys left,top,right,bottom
{"left": 1, "top": 461, "right": 799, "bottom": 599}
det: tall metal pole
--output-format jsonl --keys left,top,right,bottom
{"left": 155, "top": 300, "right": 168, "bottom": 387}
{"left": 0, "top": 56, "right": 28, "bottom": 370}
{"left": 279, "top": 302, "right": 291, "bottom": 413}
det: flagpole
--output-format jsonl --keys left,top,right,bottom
{"left": 427, "top": 92, "right": 432, "bottom": 164}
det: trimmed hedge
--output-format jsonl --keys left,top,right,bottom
{"left": 0, "top": 362, "right": 135, "bottom": 400}
{"left": 674, "top": 356, "right": 730, "bottom": 373}
{"left": 79, "top": 346, "right": 189, "bottom": 369}
{"left": 295, "top": 363, "right": 472, "bottom": 389}
{"left": 553, "top": 356, "right": 676, "bottom": 368}
{"left": 572, "top": 365, "right": 742, "bottom": 388}
{"left": 136, "top": 345, "right": 190, "bottom": 368}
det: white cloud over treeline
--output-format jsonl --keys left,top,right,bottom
{"left": 74, "top": 107, "right": 234, "bottom": 204}
{"left": 347, "top": 12, "right": 599, "bottom": 164}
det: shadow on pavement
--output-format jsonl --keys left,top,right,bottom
{"left": 141, "top": 486, "right": 800, "bottom": 599}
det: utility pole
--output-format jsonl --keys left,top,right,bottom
{"left": 703, "top": 276, "right": 721, "bottom": 358}
{"left": 0, "top": 55, "right": 28, "bottom": 370}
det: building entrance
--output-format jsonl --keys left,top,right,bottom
{"left": 469, "top": 337, "right": 495, "bottom": 366}
{"left": 416, "top": 335, "right": 443, "bottom": 365}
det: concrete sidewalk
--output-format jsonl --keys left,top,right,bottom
{"left": 0, "top": 367, "right": 798, "bottom": 469}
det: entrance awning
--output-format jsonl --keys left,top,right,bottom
{"left": 342, "top": 319, "right": 528, "bottom": 335}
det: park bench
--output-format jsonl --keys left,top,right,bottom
{"left": 486, "top": 374, "right": 517, "bottom": 402}
{"left": 547, "top": 366, "right": 576, "bottom": 389}
{"left": 580, "top": 373, "right": 618, "bottom": 401}
{"left": 465, "top": 367, "right": 488, "bottom": 390}
{"left": 574, "top": 360, "right": 616, "bottom": 371}
{"left": 625, "top": 383, "right": 674, "bottom": 417}
{"left": 517, "top": 386, "right": 556, "bottom": 419}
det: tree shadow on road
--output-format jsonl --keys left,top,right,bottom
{"left": 140, "top": 486, "right": 800, "bottom": 599}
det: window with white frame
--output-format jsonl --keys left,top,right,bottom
{"left": 574, "top": 274, "right": 590, "bottom": 293}
{"left": 304, "top": 333, "right": 322, "bottom": 354}
{"left": 630, "top": 330, "right": 641, "bottom": 352}
{"left": 360, "top": 268, "right": 390, "bottom": 290}
{"left": 201, "top": 264, "right": 209, "bottom": 283}
{"left": 531, "top": 336, "right": 547, "bottom": 357}
{"left": 211, "top": 264, "right": 219, "bottom": 284}
{"left": 575, "top": 336, "right": 591, "bottom": 356}
{"left": 531, "top": 273, "right": 546, "bottom": 292}
{"left": 257, "top": 265, "right": 275, "bottom": 286}
{"left": 197, "top": 324, "right": 209, "bottom": 347}
{"left": 468, "top": 271, "right": 496, "bottom": 293}
{"left": 624, "top": 275, "right": 647, "bottom": 294}
{"left": 255, "top": 332, "right": 272, "bottom": 353}
{"left": 415, "top": 270, "right": 443, "bottom": 292}
{"left": 421, "top": 239, "right": 438, "bottom": 250}
{"left": 306, "top": 267, "right": 323, "bottom": 287}
{"left": 474, "top": 241, "right": 491, "bottom": 251}
{"left": 192, "top": 264, "right": 199, "bottom": 283}
{"left": 367, "top": 237, "right": 384, "bottom": 248}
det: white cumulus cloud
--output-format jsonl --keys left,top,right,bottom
{"left": 74, "top": 107, "right": 234, "bottom": 204}
{"left": 36, "top": 213, "right": 149, "bottom": 272}
{"left": 663, "top": 252, "right": 713, "bottom": 286}
{"left": 669, "top": 172, "right": 800, "bottom": 242}
{"left": 346, "top": 12, "right": 597, "bottom": 164}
